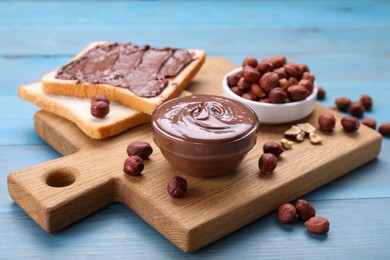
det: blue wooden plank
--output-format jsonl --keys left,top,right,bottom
{"left": 1, "top": 199, "right": 390, "bottom": 259}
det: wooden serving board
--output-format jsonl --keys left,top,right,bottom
{"left": 8, "top": 57, "right": 382, "bottom": 252}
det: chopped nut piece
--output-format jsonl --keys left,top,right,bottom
{"left": 297, "top": 123, "right": 316, "bottom": 134}
{"left": 281, "top": 139, "right": 293, "bottom": 149}
{"left": 309, "top": 132, "right": 323, "bottom": 144}
{"left": 284, "top": 125, "right": 302, "bottom": 138}
{"left": 296, "top": 131, "right": 305, "bottom": 142}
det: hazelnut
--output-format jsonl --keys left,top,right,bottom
{"left": 273, "top": 67, "right": 288, "bottom": 79}
{"left": 92, "top": 93, "right": 110, "bottom": 104}
{"left": 301, "top": 72, "right": 315, "bottom": 83}
{"left": 361, "top": 118, "right": 377, "bottom": 130}
{"left": 231, "top": 86, "right": 244, "bottom": 96}
{"left": 298, "top": 79, "right": 314, "bottom": 93}
{"left": 379, "top": 122, "right": 390, "bottom": 136}
{"left": 296, "top": 131, "right": 306, "bottom": 142}
{"left": 341, "top": 116, "right": 360, "bottom": 132}
{"left": 167, "top": 176, "right": 188, "bottom": 198}
{"left": 284, "top": 62, "right": 303, "bottom": 77}
{"left": 127, "top": 141, "right": 153, "bottom": 160}
{"left": 259, "top": 72, "right": 279, "bottom": 93}
{"left": 263, "top": 55, "right": 286, "bottom": 68}
{"left": 226, "top": 72, "right": 242, "bottom": 87}
{"left": 318, "top": 112, "right": 336, "bottom": 131}
{"left": 259, "top": 98, "right": 270, "bottom": 103}
{"left": 335, "top": 97, "right": 351, "bottom": 111}
{"left": 256, "top": 61, "right": 272, "bottom": 74}
{"left": 242, "top": 92, "right": 257, "bottom": 101}
{"left": 287, "top": 85, "right": 309, "bottom": 102}
{"left": 258, "top": 153, "right": 278, "bottom": 174}
{"left": 279, "top": 78, "right": 290, "bottom": 91}
{"left": 295, "top": 199, "right": 316, "bottom": 221}
{"left": 288, "top": 77, "right": 298, "bottom": 86}
{"left": 242, "top": 65, "right": 261, "bottom": 83}
{"left": 299, "top": 64, "right": 310, "bottom": 73}
{"left": 242, "top": 57, "right": 258, "bottom": 68}
{"left": 360, "top": 94, "right": 373, "bottom": 110}
{"left": 349, "top": 101, "right": 365, "bottom": 117}
{"left": 309, "top": 132, "right": 323, "bottom": 144}
{"left": 237, "top": 77, "right": 251, "bottom": 90}
{"left": 297, "top": 123, "right": 316, "bottom": 134}
{"left": 280, "top": 138, "right": 293, "bottom": 149}
{"left": 284, "top": 125, "right": 302, "bottom": 138}
{"left": 251, "top": 83, "right": 266, "bottom": 98}
{"left": 263, "top": 141, "right": 284, "bottom": 157}
{"left": 91, "top": 101, "right": 110, "bottom": 118}
{"left": 317, "top": 86, "right": 326, "bottom": 100}
{"left": 123, "top": 155, "right": 144, "bottom": 176}
{"left": 268, "top": 88, "right": 288, "bottom": 103}
{"left": 278, "top": 203, "right": 297, "bottom": 224}
{"left": 305, "top": 216, "right": 329, "bottom": 235}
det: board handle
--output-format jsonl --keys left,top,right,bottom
{"left": 7, "top": 153, "right": 117, "bottom": 233}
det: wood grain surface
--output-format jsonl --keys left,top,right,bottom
{"left": 8, "top": 57, "right": 382, "bottom": 252}
{"left": 1, "top": 1, "right": 390, "bottom": 259}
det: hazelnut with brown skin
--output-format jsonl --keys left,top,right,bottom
{"left": 301, "top": 72, "right": 315, "bottom": 83}
{"left": 242, "top": 57, "right": 258, "bottom": 68}
{"left": 263, "top": 55, "right": 286, "bottom": 69}
{"left": 298, "top": 79, "right": 314, "bottom": 93}
{"left": 360, "top": 94, "right": 373, "bottom": 110}
{"left": 318, "top": 113, "right": 336, "bottom": 131}
{"left": 284, "top": 63, "right": 303, "bottom": 77}
{"left": 91, "top": 94, "right": 110, "bottom": 118}
{"left": 226, "top": 72, "right": 242, "bottom": 87}
{"left": 295, "top": 199, "right": 316, "bottom": 221}
{"left": 287, "top": 85, "right": 309, "bottom": 101}
{"left": 317, "top": 86, "right": 326, "bottom": 100}
{"left": 242, "top": 65, "right": 261, "bottom": 83}
{"left": 349, "top": 101, "right": 365, "bottom": 117}
{"left": 361, "top": 118, "right": 377, "bottom": 130}
{"left": 273, "top": 67, "right": 288, "bottom": 79}
{"left": 305, "top": 216, "right": 330, "bottom": 235}
{"left": 242, "top": 92, "right": 257, "bottom": 101}
{"left": 127, "top": 141, "right": 153, "bottom": 160}
{"left": 278, "top": 203, "right": 297, "bottom": 224}
{"left": 259, "top": 72, "right": 279, "bottom": 93}
{"left": 288, "top": 77, "right": 298, "bottom": 86}
{"left": 167, "top": 176, "right": 188, "bottom": 198}
{"left": 231, "top": 86, "right": 244, "bottom": 96}
{"left": 379, "top": 123, "right": 390, "bottom": 136}
{"left": 123, "top": 155, "right": 144, "bottom": 176}
{"left": 237, "top": 77, "right": 251, "bottom": 90}
{"left": 335, "top": 97, "right": 351, "bottom": 111}
{"left": 251, "top": 83, "right": 266, "bottom": 98}
{"left": 269, "top": 88, "right": 288, "bottom": 103}
{"left": 257, "top": 61, "right": 272, "bottom": 74}
{"left": 341, "top": 116, "right": 360, "bottom": 132}
{"left": 279, "top": 78, "right": 290, "bottom": 91}
{"left": 263, "top": 141, "right": 284, "bottom": 157}
{"left": 299, "top": 64, "right": 310, "bottom": 73}
{"left": 258, "top": 153, "right": 278, "bottom": 174}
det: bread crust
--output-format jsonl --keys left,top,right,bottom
{"left": 41, "top": 41, "right": 206, "bottom": 115}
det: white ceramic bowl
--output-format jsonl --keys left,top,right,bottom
{"left": 222, "top": 67, "right": 318, "bottom": 124}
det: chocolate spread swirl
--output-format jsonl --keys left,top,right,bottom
{"left": 55, "top": 42, "right": 194, "bottom": 98}
{"left": 152, "top": 95, "right": 258, "bottom": 143}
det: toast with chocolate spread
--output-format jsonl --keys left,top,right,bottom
{"left": 18, "top": 82, "right": 191, "bottom": 139}
{"left": 41, "top": 41, "right": 205, "bottom": 115}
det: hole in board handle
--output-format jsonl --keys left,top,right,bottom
{"left": 46, "top": 169, "right": 76, "bottom": 187}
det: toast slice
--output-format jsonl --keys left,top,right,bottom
{"left": 19, "top": 82, "right": 191, "bottom": 139}
{"left": 42, "top": 41, "right": 205, "bottom": 115}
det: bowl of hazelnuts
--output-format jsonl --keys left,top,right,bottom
{"left": 222, "top": 55, "right": 318, "bottom": 124}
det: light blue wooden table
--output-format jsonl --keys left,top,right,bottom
{"left": 1, "top": 1, "right": 389, "bottom": 259}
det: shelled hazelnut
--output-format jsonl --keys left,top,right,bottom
{"left": 263, "top": 142, "right": 284, "bottom": 157}
{"left": 317, "top": 86, "right": 326, "bottom": 100}
{"left": 91, "top": 94, "right": 110, "bottom": 118}
{"left": 278, "top": 203, "right": 297, "bottom": 224}
{"left": 227, "top": 56, "right": 316, "bottom": 104}
{"left": 305, "top": 216, "right": 330, "bottom": 235}
{"left": 361, "top": 118, "right": 377, "bottom": 130}
{"left": 379, "top": 123, "right": 390, "bottom": 136}
{"left": 360, "top": 94, "right": 373, "bottom": 110}
{"left": 335, "top": 97, "right": 351, "bottom": 111}
{"left": 123, "top": 155, "right": 144, "bottom": 176}
{"left": 349, "top": 101, "right": 365, "bottom": 117}
{"left": 127, "top": 141, "right": 153, "bottom": 159}
{"left": 318, "top": 113, "right": 336, "bottom": 131}
{"left": 167, "top": 176, "right": 188, "bottom": 198}
{"left": 341, "top": 116, "right": 360, "bottom": 132}
{"left": 295, "top": 199, "right": 316, "bottom": 221}
{"left": 258, "top": 153, "right": 278, "bottom": 174}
